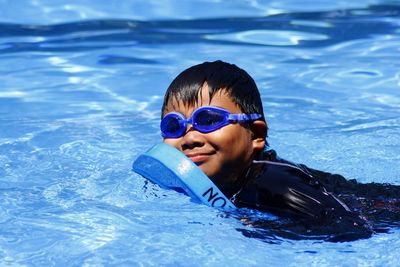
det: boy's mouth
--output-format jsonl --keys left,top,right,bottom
{"left": 185, "top": 152, "right": 214, "bottom": 164}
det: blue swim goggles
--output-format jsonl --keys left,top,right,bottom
{"left": 161, "top": 106, "right": 262, "bottom": 138}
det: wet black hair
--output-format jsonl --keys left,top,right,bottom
{"left": 161, "top": 60, "right": 265, "bottom": 123}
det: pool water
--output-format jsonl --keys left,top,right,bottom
{"left": 1, "top": 1, "right": 400, "bottom": 266}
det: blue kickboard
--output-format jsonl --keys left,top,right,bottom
{"left": 132, "top": 143, "right": 235, "bottom": 209}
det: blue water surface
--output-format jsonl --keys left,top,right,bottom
{"left": 1, "top": 0, "right": 400, "bottom": 266}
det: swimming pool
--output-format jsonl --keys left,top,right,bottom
{"left": 1, "top": 0, "right": 399, "bottom": 265}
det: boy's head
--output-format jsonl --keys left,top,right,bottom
{"left": 161, "top": 60, "right": 267, "bottom": 194}
{"left": 161, "top": 60, "right": 265, "bottom": 121}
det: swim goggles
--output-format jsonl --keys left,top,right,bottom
{"left": 161, "top": 106, "right": 262, "bottom": 138}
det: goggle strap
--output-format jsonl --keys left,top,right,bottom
{"left": 249, "top": 114, "right": 263, "bottom": 120}
{"left": 228, "top": 113, "right": 262, "bottom": 122}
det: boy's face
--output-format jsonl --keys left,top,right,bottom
{"left": 162, "top": 84, "right": 266, "bottom": 189}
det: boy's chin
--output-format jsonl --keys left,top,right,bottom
{"left": 197, "top": 164, "right": 216, "bottom": 179}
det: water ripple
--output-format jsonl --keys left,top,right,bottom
{"left": 205, "top": 30, "right": 329, "bottom": 46}
{"left": 0, "top": 4, "right": 399, "bottom": 54}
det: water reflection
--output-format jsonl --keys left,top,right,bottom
{"left": 0, "top": 4, "right": 399, "bottom": 55}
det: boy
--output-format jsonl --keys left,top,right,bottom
{"left": 158, "top": 60, "right": 399, "bottom": 240}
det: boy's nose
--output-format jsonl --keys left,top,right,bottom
{"left": 181, "top": 126, "right": 206, "bottom": 150}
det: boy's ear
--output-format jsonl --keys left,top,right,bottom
{"left": 251, "top": 120, "right": 267, "bottom": 152}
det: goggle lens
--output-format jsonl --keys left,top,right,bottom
{"left": 194, "top": 108, "right": 227, "bottom": 131}
{"left": 161, "top": 113, "right": 185, "bottom": 138}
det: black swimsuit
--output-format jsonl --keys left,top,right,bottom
{"left": 230, "top": 149, "right": 400, "bottom": 241}
{"left": 234, "top": 159, "right": 351, "bottom": 218}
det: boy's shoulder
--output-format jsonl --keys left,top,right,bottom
{"left": 256, "top": 149, "right": 400, "bottom": 199}
{"left": 259, "top": 148, "right": 352, "bottom": 191}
